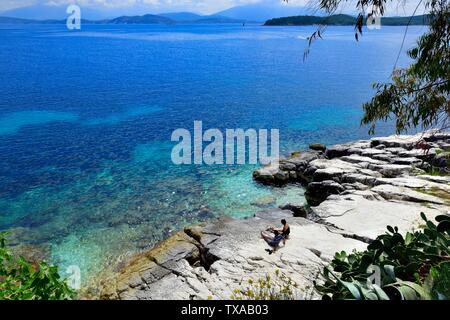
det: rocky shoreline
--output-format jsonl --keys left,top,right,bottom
{"left": 90, "top": 131, "right": 449, "bottom": 300}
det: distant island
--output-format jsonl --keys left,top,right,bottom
{"left": 0, "top": 12, "right": 246, "bottom": 25}
{"left": 106, "top": 14, "right": 174, "bottom": 25}
{"left": 264, "top": 14, "right": 430, "bottom": 26}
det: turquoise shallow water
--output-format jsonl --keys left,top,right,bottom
{"left": 0, "top": 23, "right": 425, "bottom": 283}
{"left": 0, "top": 110, "right": 79, "bottom": 135}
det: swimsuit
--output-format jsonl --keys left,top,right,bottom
{"left": 269, "top": 235, "right": 284, "bottom": 247}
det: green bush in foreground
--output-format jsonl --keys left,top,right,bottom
{"left": 0, "top": 233, "right": 75, "bottom": 300}
{"left": 316, "top": 213, "right": 450, "bottom": 300}
{"left": 231, "top": 270, "right": 299, "bottom": 300}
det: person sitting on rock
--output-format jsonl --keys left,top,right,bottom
{"left": 272, "top": 219, "right": 290, "bottom": 245}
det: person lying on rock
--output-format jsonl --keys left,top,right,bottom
{"left": 261, "top": 219, "right": 291, "bottom": 254}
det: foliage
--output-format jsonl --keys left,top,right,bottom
{"left": 425, "top": 165, "right": 450, "bottom": 176}
{"left": 0, "top": 233, "right": 75, "bottom": 300}
{"left": 426, "top": 262, "right": 450, "bottom": 299}
{"left": 316, "top": 213, "right": 450, "bottom": 300}
{"left": 231, "top": 269, "right": 299, "bottom": 300}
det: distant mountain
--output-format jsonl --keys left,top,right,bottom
{"left": 0, "top": 4, "right": 108, "bottom": 20}
{"left": 103, "top": 13, "right": 242, "bottom": 24}
{"left": 159, "top": 12, "right": 204, "bottom": 22}
{"left": 0, "top": 2, "right": 315, "bottom": 22}
{"left": 216, "top": 2, "right": 322, "bottom": 22}
{"left": 159, "top": 12, "right": 245, "bottom": 24}
{"left": 0, "top": 16, "right": 36, "bottom": 24}
{"left": 264, "top": 14, "right": 431, "bottom": 26}
{"left": 0, "top": 14, "right": 173, "bottom": 25}
{"left": 105, "top": 14, "right": 174, "bottom": 24}
{"left": 0, "top": 16, "right": 96, "bottom": 25}
{"left": 0, "top": 13, "right": 242, "bottom": 25}
{"left": 194, "top": 15, "right": 245, "bottom": 24}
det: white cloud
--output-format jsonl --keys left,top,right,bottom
{"left": 0, "top": 0, "right": 37, "bottom": 12}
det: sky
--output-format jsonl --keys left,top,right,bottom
{"left": 0, "top": 0, "right": 427, "bottom": 16}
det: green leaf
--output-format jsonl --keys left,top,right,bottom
{"left": 383, "top": 265, "right": 396, "bottom": 282}
{"left": 426, "top": 220, "right": 437, "bottom": 231}
{"left": 340, "top": 281, "right": 363, "bottom": 300}
{"left": 368, "top": 240, "right": 383, "bottom": 251}
{"left": 396, "top": 285, "right": 420, "bottom": 300}
{"left": 0, "top": 234, "right": 75, "bottom": 300}
{"left": 437, "top": 221, "right": 450, "bottom": 233}
{"left": 435, "top": 215, "right": 450, "bottom": 223}
{"left": 400, "top": 281, "right": 432, "bottom": 300}
{"left": 420, "top": 212, "right": 428, "bottom": 222}
{"left": 372, "top": 284, "right": 390, "bottom": 300}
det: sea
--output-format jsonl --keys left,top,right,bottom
{"left": 0, "top": 23, "right": 426, "bottom": 283}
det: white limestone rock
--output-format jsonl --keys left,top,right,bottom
{"left": 371, "top": 184, "right": 445, "bottom": 204}
{"left": 311, "top": 192, "right": 445, "bottom": 240}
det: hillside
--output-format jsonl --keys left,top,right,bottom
{"left": 265, "top": 14, "right": 430, "bottom": 26}
{"left": 0, "top": 13, "right": 243, "bottom": 25}
{"left": 194, "top": 16, "right": 245, "bottom": 24}
{"left": 159, "top": 12, "right": 204, "bottom": 22}
{"left": 106, "top": 14, "right": 174, "bottom": 24}
{"left": 0, "top": 16, "right": 95, "bottom": 24}
{"left": 0, "top": 16, "right": 37, "bottom": 24}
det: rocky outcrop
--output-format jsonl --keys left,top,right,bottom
{"left": 93, "top": 209, "right": 367, "bottom": 300}
{"left": 305, "top": 180, "right": 345, "bottom": 206}
{"left": 279, "top": 203, "right": 310, "bottom": 217}
{"left": 91, "top": 131, "right": 449, "bottom": 300}
{"left": 309, "top": 143, "right": 327, "bottom": 152}
{"left": 252, "top": 150, "right": 322, "bottom": 185}
{"left": 253, "top": 131, "right": 449, "bottom": 187}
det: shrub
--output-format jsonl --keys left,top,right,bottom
{"left": 426, "top": 262, "right": 450, "bottom": 300}
{"left": 315, "top": 213, "right": 450, "bottom": 300}
{"left": 231, "top": 269, "right": 299, "bottom": 300}
{"left": 0, "top": 233, "right": 75, "bottom": 300}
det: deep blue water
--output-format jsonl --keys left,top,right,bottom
{"left": 0, "top": 23, "right": 426, "bottom": 282}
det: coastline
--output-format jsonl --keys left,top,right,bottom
{"left": 86, "top": 131, "right": 450, "bottom": 300}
